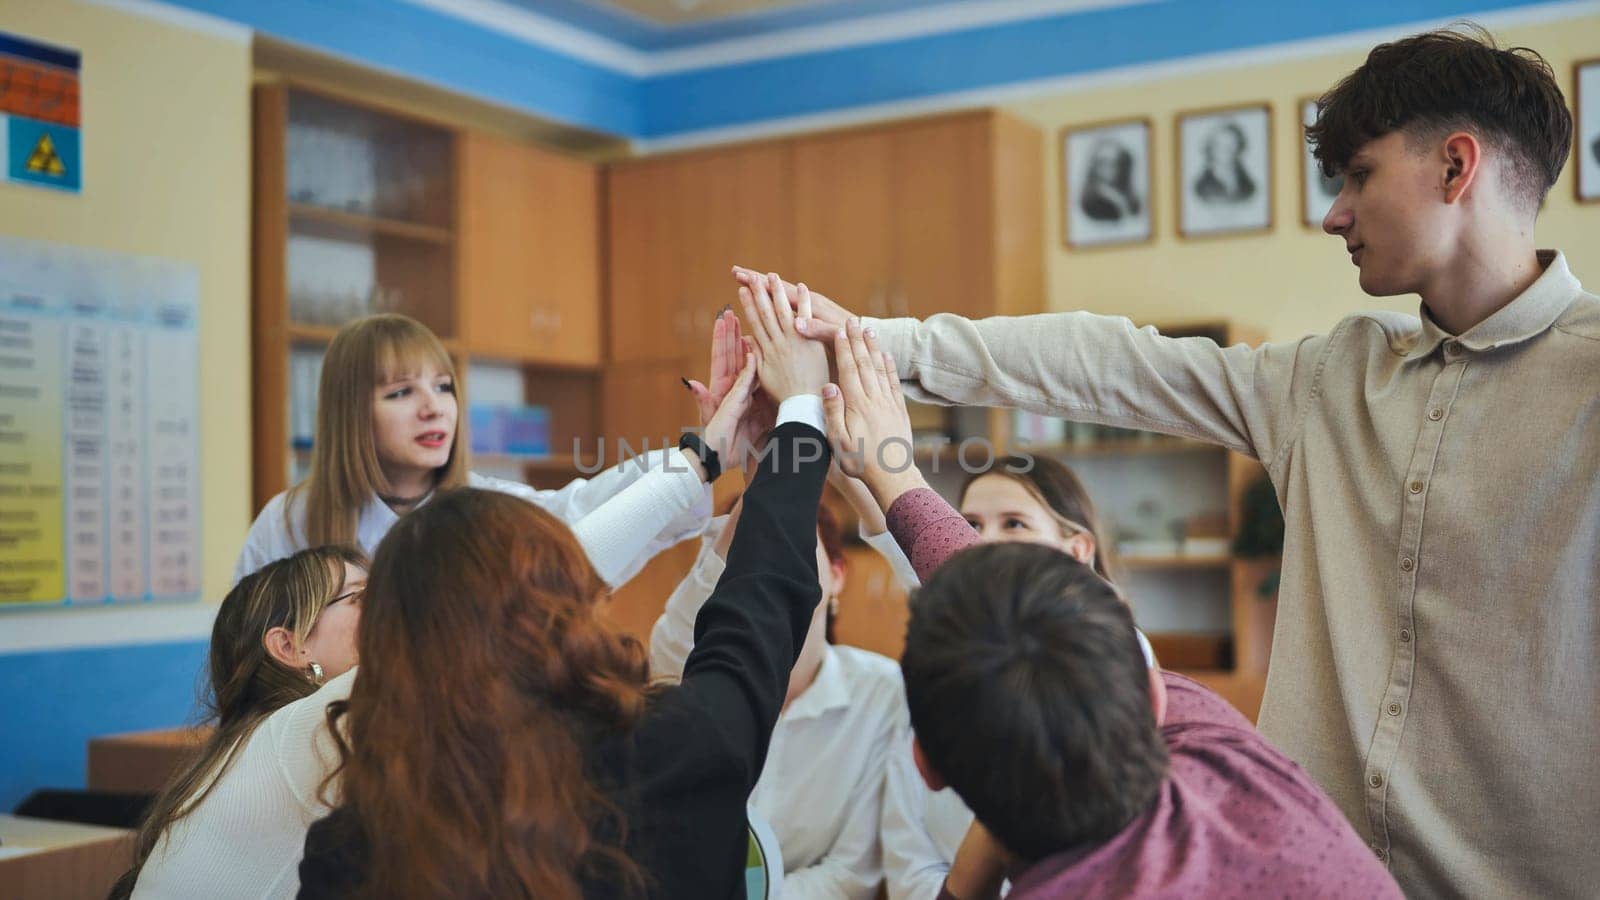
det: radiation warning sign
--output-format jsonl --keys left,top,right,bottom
{"left": 0, "top": 31, "right": 80, "bottom": 193}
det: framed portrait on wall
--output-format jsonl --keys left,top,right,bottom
{"left": 1576, "top": 58, "right": 1600, "bottom": 203}
{"left": 1060, "top": 118, "right": 1153, "bottom": 248}
{"left": 1178, "top": 103, "right": 1272, "bottom": 237}
{"left": 1300, "top": 98, "right": 1343, "bottom": 227}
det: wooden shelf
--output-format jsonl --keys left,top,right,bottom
{"left": 1015, "top": 436, "right": 1222, "bottom": 458}
{"left": 1120, "top": 554, "right": 1233, "bottom": 571}
{"left": 288, "top": 202, "right": 453, "bottom": 245}
{"left": 285, "top": 321, "right": 461, "bottom": 354}
{"left": 285, "top": 322, "right": 342, "bottom": 344}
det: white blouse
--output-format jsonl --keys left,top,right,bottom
{"left": 132, "top": 669, "right": 357, "bottom": 900}
{"left": 649, "top": 516, "right": 910, "bottom": 900}
{"left": 235, "top": 448, "right": 711, "bottom": 587}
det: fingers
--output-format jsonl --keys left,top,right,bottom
{"left": 861, "top": 325, "right": 892, "bottom": 393}
{"left": 726, "top": 311, "right": 742, "bottom": 363}
{"left": 795, "top": 317, "right": 843, "bottom": 342}
{"left": 796, "top": 282, "right": 814, "bottom": 328}
{"left": 730, "top": 352, "right": 758, "bottom": 399}
{"left": 771, "top": 273, "right": 796, "bottom": 333}
{"left": 684, "top": 379, "right": 714, "bottom": 424}
{"left": 747, "top": 277, "right": 784, "bottom": 346}
{"left": 833, "top": 322, "right": 866, "bottom": 403}
{"left": 821, "top": 383, "right": 857, "bottom": 472}
{"left": 737, "top": 286, "right": 774, "bottom": 353}
{"left": 846, "top": 318, "right": 878, "bottom": 399}
{"left": 883, "top": 351, "right": 904, "bottom": 399}
{"left": 733, "top": 265, "right": 802, "bottom": 308}
{"left": 708, "top": 313, "right": 729, "bottom": 383}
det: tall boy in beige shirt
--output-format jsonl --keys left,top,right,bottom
{"left": 738, "top": 28, "right": 1598, "bottom": 899}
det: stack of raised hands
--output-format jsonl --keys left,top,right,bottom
{"left": 705, "top": 268, "right": 930, "bottom": 512}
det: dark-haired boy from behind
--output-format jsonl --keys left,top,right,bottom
{"left": 901, "top": 540, "right": 1402, "bottom": 900}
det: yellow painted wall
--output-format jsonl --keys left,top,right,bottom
{"left": 1005, "top": 14, "right": 1600, "bottom": 342}
{"left": 0, "top": 0, "right": 251, "bottom": 605}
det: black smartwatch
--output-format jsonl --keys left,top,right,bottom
{"left": 678, "top": 431, "right": 722, "bottom": 482}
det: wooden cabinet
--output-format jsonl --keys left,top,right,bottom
{"left": 792, "top": 111, "right": 1043, "bottom": 322}
{"left": 608, "top": 142, "right": 795, "bottom": 363}
{"left": 793, "top": 128, "right": 896, "bottom": 317}
{"left": 458, "top": 131, "right": 601, "bottom": 367}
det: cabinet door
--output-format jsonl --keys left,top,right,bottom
{"left": 793, "top": 129, "right": 896, "bottom": 317}
{"left": 891, "top": 116, "right": 994, "bottom": 321}
{"left": 526, "top": 147, "right": 602, "bottom": 366}
{"left": 458, "top": 133, "right": 601, "bottom": 365}
{"left": 608, "top": 160, "right": 691, "bottom": 363}
{"left": 601, "top": 357, "right": 698, "bottom": 458}
{"left": 672, "top": 144, "right": 795, "bottom": 356}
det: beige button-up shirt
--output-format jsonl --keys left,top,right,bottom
{"left": 872, "top": 251, "right": 1600, "bottom": 899}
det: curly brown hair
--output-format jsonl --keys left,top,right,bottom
{"left": 327, "top": 488, "right": 652, "bottom": 899}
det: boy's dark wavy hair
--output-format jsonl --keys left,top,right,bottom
{"left": 1308, "top": 25, "right": 1571, "bottom": 210}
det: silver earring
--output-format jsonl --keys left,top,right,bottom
{"left": 308, "top": 661, "right": 325, "bottom": 685}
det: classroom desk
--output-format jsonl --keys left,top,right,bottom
{"left": 88, "top": 726, "right": 210, "bottom": 794}
{"left": 0, "top": 813, "right": 133, "bottom": 900}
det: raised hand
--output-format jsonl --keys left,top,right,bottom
{"left": 732, "top": 266, "right": 854, "bottom": 342}
{"left": 738, "top": 272, "right": 829, "bottom": 403}
{"left": 701, "top": 353, "right": 760, "bottom": 470}
{"left": 685, "top": 308, "right": 742, "bottom": 428}
{"left": 821, "top": 318, "right": 925, "bottom": 508}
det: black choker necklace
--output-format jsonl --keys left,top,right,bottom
{"left": 379, "top": 490, "right": 430, "bottom": 507}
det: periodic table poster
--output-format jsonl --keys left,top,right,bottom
{"left": 0, "top": 235, "right": 201, "bottom": 608}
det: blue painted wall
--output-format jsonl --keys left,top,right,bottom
{"left": 152, "top": 0, "right": 1560, "bottom": 140}
{"left": 0, "top": 640, "right": 209, "bottom": 811}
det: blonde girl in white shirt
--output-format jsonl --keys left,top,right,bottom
{"left": 236, "top": 313, "right": 709, "bottom": 587}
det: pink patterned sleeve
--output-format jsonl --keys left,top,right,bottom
{"left": 884, "top": 488, "right": 981, "bottom": 581}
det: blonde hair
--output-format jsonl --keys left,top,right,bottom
{"left": 113, "top": 546, "right": 369, "bottom": 899}
{"left": 288, "top": 314, "right": 469, "bottom": 547}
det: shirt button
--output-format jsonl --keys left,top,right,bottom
{"left": 1372, "top": 844, "right": 1387, "bottom": 863}
{"left": 1408, "top": 480, "right": 1423, "bottom": 494}
{"left": 1400, "top": 628, "right": 1412, "bottom": 643}
{"left": 1388, "top": 702, "right": 1402, "bottom": 716}
{"left": 1400, "top": 557, "right": 1415, "bottom": 572}
{"left": 1444, "top": 340, "right": 1460, "bottom": 357}
{"left": 1428, "top": 408, "right": 1444, "bottom": 421}
{"left": 1369, "top": 773, "right": 1384, "bottom": 788}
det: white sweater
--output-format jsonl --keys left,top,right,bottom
{"left": 235, "top": 448, "right": 711, "bottom": 587}
{"left": 131, "top": 670, "right": 355, "bottom": 900}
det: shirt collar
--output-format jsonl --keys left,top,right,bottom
{"left": 784, "top": 645, "right": 853, "bottom": 721}
{"left": 1403, "top": 250, "right": 1579, "bottom": 362}
{"left": 356, "top": 494, "right": 402, "bottom": 553}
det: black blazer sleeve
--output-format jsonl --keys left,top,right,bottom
{"left": 677, "top": 420, "right": 830, "bottom": 787}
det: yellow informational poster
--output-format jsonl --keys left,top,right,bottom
{"left": 0, "top": 235, "right": 200, "bottom": 608}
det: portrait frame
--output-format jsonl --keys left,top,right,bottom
{"left": 1299, "top": 97, "right": 1343, "bottom": 228}
{"left": 1060, "top": 116, "right": 1155, "bottom": 249}
{"left": 1176, "top": 102, "right": 1273, "bottom": 239}
{"left": 1575, "top": 57, "right": 1600, "bottom": 204}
